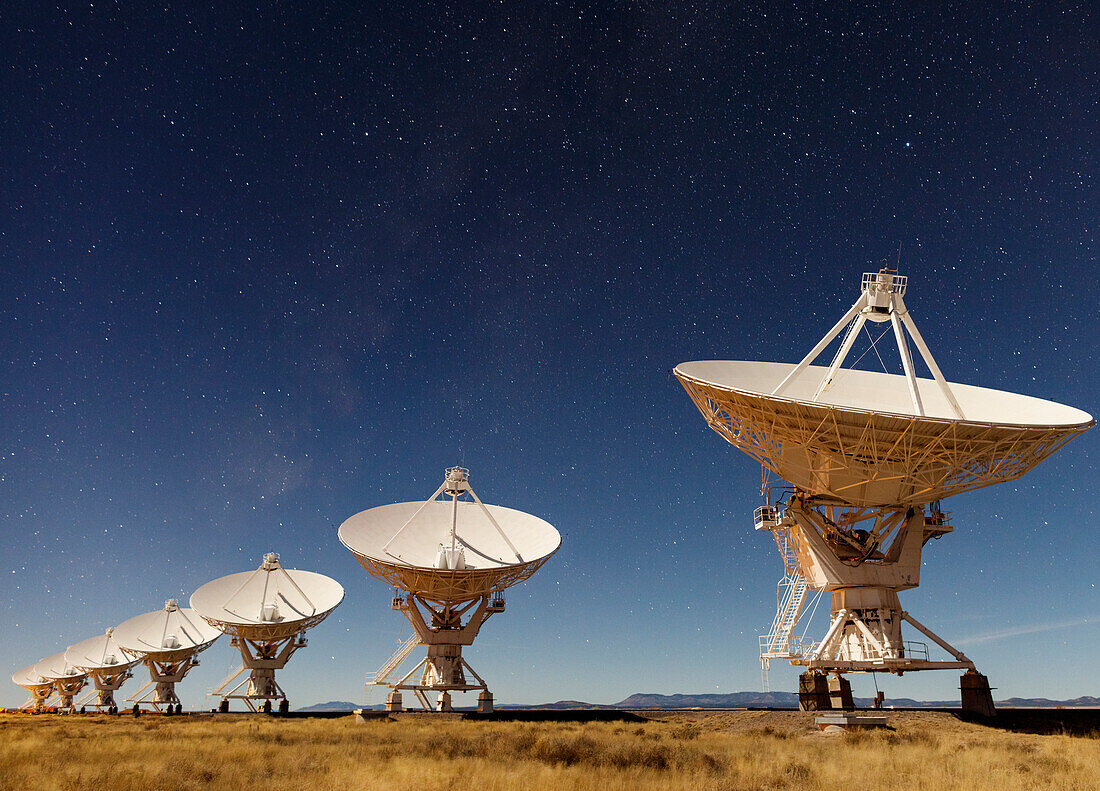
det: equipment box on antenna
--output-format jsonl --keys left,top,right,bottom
{"left": 754, "top": 506, "right": 780, "bottom": 531}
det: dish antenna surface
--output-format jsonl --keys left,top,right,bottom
{"left": 113, "top": 599, "right": 222, "bottom": 714}
{"left": 32, "top": 652, "right": 88, "bottom": 712}
{"left": 190, "top": 553, "right": 343, "bottom": 713}
{"left": 12, "top": 662, "right": 59, "bottom": 712}
{"left": 675, "top": 269, "right": 1093, "bottom": 714}
{"left": 65, "top": 629, "right": 140, "bottom": 713}
{"left": 339, "top": 466, "right": 561, "bottom": 712}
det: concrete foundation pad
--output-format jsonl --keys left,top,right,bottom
{"left": 815, "top": 713, "right": 888, "bottom": 729}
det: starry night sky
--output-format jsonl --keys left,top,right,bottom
{"left": 2, "top": 3, "right": 1096, "bottom": 709}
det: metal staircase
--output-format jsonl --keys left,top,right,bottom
{"left": 365, "top": 634, "right": 421, "bottom": 686}
{"left": 765, "top": 552, "right": 807, "bottom": 656}
{"left": 755, "top": 507, "right": 815, "bottom": 690}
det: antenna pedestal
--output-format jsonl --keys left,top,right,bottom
{"left": 78, "top": 669, "right": 132, "bottom": 713}
{"left": 127, "top": 656, "right": 199, "bottom": 713}
{"left": 23, "top": 686, "right": 53, "bottom": 712}
{"left": 761, "top": 497, "right": 990, "bottom": 708}
{"left": 212, "top": 634, "right": 305, "bottom": 712}
{"left": 50, "top": 677, "right": 87, "bottom": 713}
{"left": 379, "top": 593, "right": 499, "bottom": 712}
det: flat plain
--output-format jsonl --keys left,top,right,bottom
{"left": 1, "top": 709, "right": 1097, "bottom": 791}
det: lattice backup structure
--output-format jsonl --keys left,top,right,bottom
{"left": 675, "top": 269, "right": 1092, "bottom": 713}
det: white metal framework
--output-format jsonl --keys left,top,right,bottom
{"left": 380, "top": 589, "right": 505, "bottom": 712}
{"left": 18, "top": 684, "right": 56, "bottom": 713}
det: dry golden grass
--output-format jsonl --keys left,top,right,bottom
{"left": 0, "top": 710, "right": 1097, "bottom": 791}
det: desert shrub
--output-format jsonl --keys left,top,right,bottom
{"left": 670, "top": 723, "right": 701, "bottom": 740}
{"left": 530, "top": 733, "right": 599, "bottom": 766}
{"left": 784, "top": 761, "right": 813, "bottom": 782}
{"left": 747, "top": 725, "right": 793, "bottom": 740}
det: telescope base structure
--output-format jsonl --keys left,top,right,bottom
{"left": 49, "top": 678, "right": 87, "bottom": 714}
{"left": 21, "top": 686, "right": 54, "bottom": 712}
{"left": 127, "top": 656, "right": 198, "bottom": 714}
{"left": 760, "top": 498, "right": 996, "bottom": 716}
{"left": 378, "top": 593, "right": 501, "bottom": 713}
{"left": 76, "top": 669, "right": 132, "bottom": 713}
{"left": 212, "top": 634, "right": 304, "bottom": 713}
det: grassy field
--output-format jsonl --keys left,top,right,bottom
{"left": 1, "top": 710, "right": 1097, "bottom": 791}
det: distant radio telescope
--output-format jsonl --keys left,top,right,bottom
{"left": 113, "top": 599, "right": 222, "bottom": 714}
{"left": 31, "top": 652, "right": 88, "bottom": 713}
{"left": 11, "top": 662, "right": 62, "bottom": 713}
{"left": 190, "top": 553, "right": 344, "bottom": 713}
{"left": 675, "top": 269, "right": 1092, "bottom": 714}
{"left": 64, "top": 629, "right": 140, "bottom": 714}
{"left": 339, "top": 466, "right": 561, "bottom": 712}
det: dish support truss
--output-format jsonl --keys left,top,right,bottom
{"left": 371, "top": 590, "right": 505, "bottom": 713}
{"left": 127, "top": 654, "right": 201, "bottom": 713}
{"left": 755, "top": 496, "right": 994, "bottom": 715}
{"left": 75, "top": 667, "right": 133, "bottom": 713}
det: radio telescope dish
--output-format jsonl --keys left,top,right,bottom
{"left": 65, "top": 629, "right": 140, "bottom": 713}
{"left": 675, "top": 360, "right": 1092, "bottom": 508}
{"left": 339, "top": 466, "right": 561, "bottom": 713}
{"left": 11, "top": 663, "right": 56, "bottom": 712}
{"left": 113, "top": 599, "right": 222, "bottom": 714}
{"left": 33, "top": 652, "right": 88, "bottom": 712}
{"left": 190, "top": 553, "right": 344, "bottom": 713}
{"left": 676, "top": 269, "right": 1093, "bottom": 716}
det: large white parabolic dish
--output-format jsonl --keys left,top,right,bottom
{"left": 34, "top": 652, "right": 87, "bottom": 683}
{"left": 675, "top": 360, "right": 1093, "bottom": 507}
{"left": 11, "top": 663, "right": 53, "bottom": 692}
{"left": 190, "top": 558, "right": 344, "bottom": 641}
{"left": 113, "top": 601, "right": 223, "bottom": 662}
{"left": 65, "top": 630, "right": 140, "bottom": 673}
{"left": 339, "top": 499, "right": 562, "bottom": 603}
